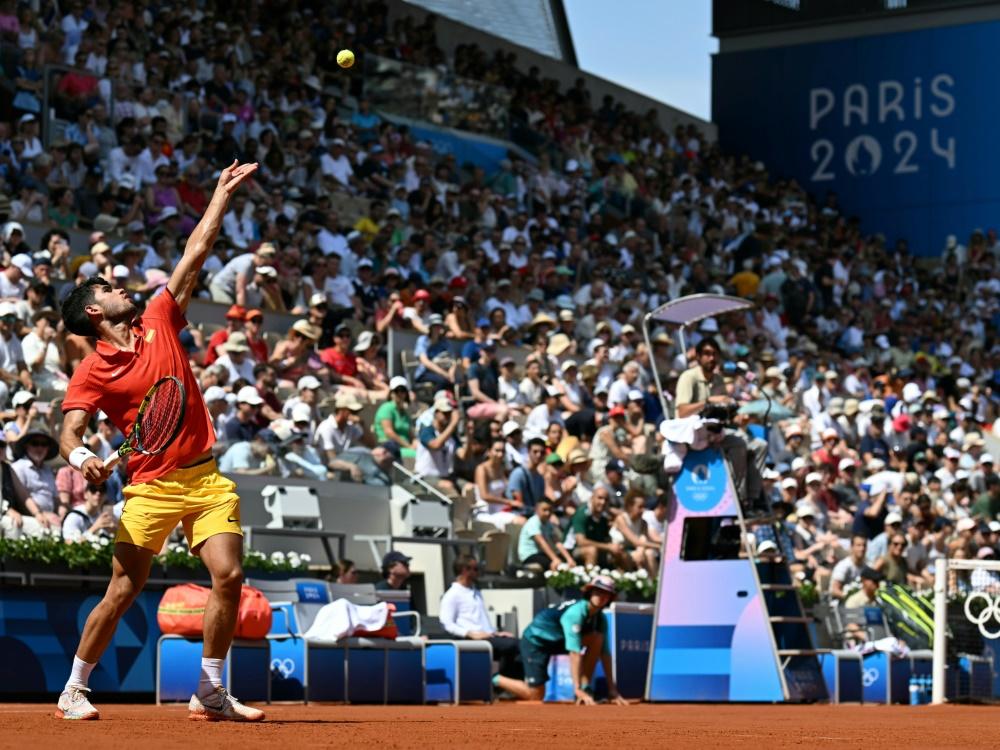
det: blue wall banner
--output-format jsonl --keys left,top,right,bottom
{"left": 712, "top": 21, "right": 1000, "bottom": 256}
{"left": 0, "top": 588, "right": 161, "bottom": 696}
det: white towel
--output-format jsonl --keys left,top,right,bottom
{"left": 303, "top": 599, "right": 390, "bottom": 644}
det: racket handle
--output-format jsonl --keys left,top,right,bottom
{"left": 103, "top": 452, "right": 122, "bottom": 470}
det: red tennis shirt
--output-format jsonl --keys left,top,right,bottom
{"left": 62, "top": 289, "right": 215, "bottom": 485}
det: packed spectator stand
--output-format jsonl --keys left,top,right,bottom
{"left": 0, "top": 0, "right": 998, "bottom": 645}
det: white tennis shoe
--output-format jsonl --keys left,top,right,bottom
{"left": 55, "top": 686, "right": 100, "bottom": 720}
{"left": 188, "top": 686, "right": 265, "bottom": 722}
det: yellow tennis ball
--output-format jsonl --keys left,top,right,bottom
{"left": 337, "top": 49, "right": 355, "bottom": 69}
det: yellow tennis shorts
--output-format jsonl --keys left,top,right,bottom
{"left": 117, "top": 459, "right": 243, "bottom": 552}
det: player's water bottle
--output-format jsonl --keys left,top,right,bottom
{"left": 909, "top": 676, "right": 921, "bottom": 705}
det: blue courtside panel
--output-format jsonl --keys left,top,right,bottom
{"left": 650, "top": 648, "right": 732, "bottom": 675}
{"left": 650, "top": 674, "right": 730, "bottom": 701}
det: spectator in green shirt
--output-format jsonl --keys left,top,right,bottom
{"left": 374, "top": 376, "right": 416, "bottom": 456}
{"left": 519, "top": 498, "right": 574, "bottom": 570}
{"left": 571, "top": 486, "right": 628, "bottom": 569}
{"left": 972, "top": 475, "right": 1000, "bottom": 520}
{"left": 500, "top": 575, "right": 627, "bottom": 704}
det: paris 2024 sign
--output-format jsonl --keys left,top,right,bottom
{"left": 712, "top": 20, "right": 1000, "bottom": 256}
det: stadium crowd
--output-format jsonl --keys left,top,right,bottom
{"left": 0, "top": 0, "right": 997, "bottom": 604}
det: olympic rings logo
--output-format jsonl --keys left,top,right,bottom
{"left": 862, "top": 667, "right": 879, "bottom": 687}
{"left": 964, "top": 592, "right": 1000, "bottom": 639}
{"left": 271, "top": 658, "right": 296, "bottom": 678}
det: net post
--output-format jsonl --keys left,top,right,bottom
{"left": 932, "top": 557, "right": 948, "bottom": 704}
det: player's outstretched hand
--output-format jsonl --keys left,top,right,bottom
{"left": 215, "top": 159, "right": 259, "bottom": 196}
{"left": 81, "top": 456, "right": 112, "bottom": 484}
{"left": 609, "top": 693, "right": 629, "bottom": 706}
{"left": 574, "top": 688, "right": 595, "bottom": 705}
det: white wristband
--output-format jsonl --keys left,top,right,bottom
{"left": 69, "top": 446, "right": 98, "bottom": 471}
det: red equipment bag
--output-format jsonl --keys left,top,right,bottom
{"left": 157, "top": 584, "right": 272, "bottom": 639}
{"left": 157, "top": 583, "right": 210, "bottom": 636}
{"left": 234, "top": 584, "right": 273, "bottom": 639}
{"left": 354, "top": 602, "right": 399, "bottom": 640}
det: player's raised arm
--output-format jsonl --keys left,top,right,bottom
{"left": 168, "top": 160, "right": 258, "bottom": 312}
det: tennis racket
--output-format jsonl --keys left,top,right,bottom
{"left": 103, "top": 375, "right": 187, "bottom": 469}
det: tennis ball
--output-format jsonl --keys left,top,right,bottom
{"left": 337, "top": 49, "right": 355, "bottom": 69}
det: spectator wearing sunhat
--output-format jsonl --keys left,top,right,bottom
{"left": 204, "top": 304, "right": 246, "bottom": 366}
{"left": 501, "top": 574, "right": 627, "bottom": 704}
{"left": 315, "top": 391, "right": 369, "bottom": 483}
{"left": 269, "top": 319, "right": 322, "bottom": 386}
{"left": 214, "top": 331, "right": 256, "bottom": 383}
{"left": 11, "top": 429, "right": 60, "bottom": 523}
{"left": 0, "top": 434, "right": 49, "bottom": 540}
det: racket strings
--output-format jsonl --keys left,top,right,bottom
{"left": 138, "top": 379, "right": 184, "bottom": 453}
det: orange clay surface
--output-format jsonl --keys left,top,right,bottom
{"left": 0, "top": 702, "right": 996, "bottom": 749}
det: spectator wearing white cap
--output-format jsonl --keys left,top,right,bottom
{"left": 791, "top": 500, "right": 837, "bottom": 585}
{"left": 3, "top": 389, "right": 42, "bottom": 443}
{"left": 244, "top": 264, "right": 286, "bottom": 312}
{"left": 865, "top": 511, "right": 904, "bottom": 564}
{"left": 202, "top": 385, "right": 230, "bottom": 438}
{"left": 415, "top": 397, "right": 461, "bottom": 497}
{"left": 281, "top": 374, "right": 322, "bottom": 422}
{"left": 524, "top": 386, "right": 564, "bottom": 437}
{"left": 0, "top": 302, "right": 27, "bottom": 404}
{"left": 209, "top": 242, "right": 276, "bottom": 305}
{"left": 831, "top": 458, "right": 861, "bottom": 510}
{"left": 224, "top": 385, "right": 264, "bottom": 443}
{"left": 970, "top": 453, "right": 996, "bottom": 495}
{"left": 501, "top": 420, "right": 527, "bottom": 471}
{"left": 0, "top": 253, "right": 33, "bottom": 300}
{"left": 935, "top": 446, "right": 962, "bottom": 489}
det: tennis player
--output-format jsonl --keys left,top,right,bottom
{"left": 55, "top": 160, "right": 263, "bottom": 722}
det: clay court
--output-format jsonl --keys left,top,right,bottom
{"left": 0, "top": 703, "right": 993, "bottom": 749}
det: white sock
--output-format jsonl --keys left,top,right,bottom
{"left": 65, "top": 656, "right": 96, "bottom": 692}
{"left": 197, "top": 657, "right": 225, "bottom": 700}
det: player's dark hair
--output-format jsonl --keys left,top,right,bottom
{"left": 61, "top": 277, "right": 108, "bottom": 337}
